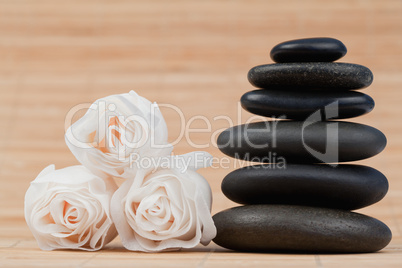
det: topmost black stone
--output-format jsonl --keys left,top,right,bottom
{"left": 270, "top": 37, "right": 347, "bottom": 63}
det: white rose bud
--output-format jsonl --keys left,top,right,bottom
{"left": 111, "top": 151, "right": 217, "bottom": 252}
{"left": 24, "top": 165, "right": 118, "bottom": 251}
{"left": 65, "top": 90, "right": 172, "bottom": 179}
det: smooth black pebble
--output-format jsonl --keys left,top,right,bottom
{"left": 217, "top": 121, "right": 386, "bottom": 163}
{"left": 270, "top": 37, "right": 347, "bottom": 63}
{"left": 241, "top": 89, "right": 374, "bottom": 120}
{"left": 222, "top": 164, "right": 388, "bottom": 210}
{"left": 212, "top": 205, "right": 392, "bottom": 253}
{"left": 248, "top": 63, "right": 373, "bottom": 90}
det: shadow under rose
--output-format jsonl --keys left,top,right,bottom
{"left": 100, "top": 241, "right": 228, "bottom": 253}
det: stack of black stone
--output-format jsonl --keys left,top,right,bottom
{"left": 213, "top": 38, "right": 392, "bottom": 253}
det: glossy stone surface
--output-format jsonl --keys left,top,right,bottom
{"left": 248, "top": 63, "right": 373, "bottom": 90}
{"left": 222, "top": 164, "right": 388, "bottom": 210}
{"left": 241, "top": 89, "right": 374, "bottom": 120}
{"left": 217, "top": 121, "right": 386, "bottom": 163}
{"left": 270, "top": 37, "right": 347, "bottom": 63}
{"left": 213, "top": 205, "right": 392, "bottom": 253}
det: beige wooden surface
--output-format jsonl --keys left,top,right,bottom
{"left": 1, "top": 0, "right": 402, "bottom": 267}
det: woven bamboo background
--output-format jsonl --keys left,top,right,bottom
{"left": 1, "top": 0, "right": 402, "bottom": 267}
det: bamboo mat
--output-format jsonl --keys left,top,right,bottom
{"left": 1, "top": 0, "right": 402, "bottom": 267}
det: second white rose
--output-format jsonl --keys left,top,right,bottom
{"left": 65, "top": 90, "right": 172, "bottom": 179}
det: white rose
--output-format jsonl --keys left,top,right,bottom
{"left": 65, "top": 90, "right": 172, "bottom": 179}
{"left": 111, "top": 152, "right": 217, "bottom": 252}
{"left": 24, "top": 165, "right": 118, "bottom": 251}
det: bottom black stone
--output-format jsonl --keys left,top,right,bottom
{"left": 212, "top": 205, "right": 392, "bottom": 253}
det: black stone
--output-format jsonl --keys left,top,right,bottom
{"left": 270, "top": 37, "right": 347, "bottom": 63}
{"left": 217, "top": 121, "right": 386, "bottom": 163}
{"left": 212, "top": 205, "right": 392, "bottom": 253}
{"left": 248, "top": 63, "right": 373, "bottom": 90}
{"left": 222, "top": 164, "right": 388, "bottom": 210}
{"left": 241, "top": 89, "right": 374, "bottom": 120}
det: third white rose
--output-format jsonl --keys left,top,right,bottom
{"left": 111, "top": 152, "right": 217, "bottom": 252}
